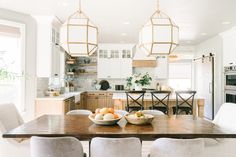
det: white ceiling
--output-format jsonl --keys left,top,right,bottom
{"left": 0, "top": 0, "right": 236, "bottom": 45}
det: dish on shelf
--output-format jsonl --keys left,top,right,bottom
{"left": 125, "top": 111, "right": 154, "bottom": 125}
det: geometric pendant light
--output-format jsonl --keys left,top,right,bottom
{"left": 139, "top": 0, "right": 179, "bottom": 56}
{"left": 60, "top": 0, "right": 98, "bottom": 57}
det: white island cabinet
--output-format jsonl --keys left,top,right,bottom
{"left": 97, "top": 44, "right": 134, "bottom": 79}
{"left": 33, "top": 16, "right": 64, "bottom": 78}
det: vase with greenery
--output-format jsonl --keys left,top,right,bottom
{"left": 126, "top": 73, "right": 152, "bottom": 90}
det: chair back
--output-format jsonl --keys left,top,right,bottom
{"left": 150, "top": 138, "right": 204, "bottom": 157}
{"left": 213, "top": 103, "right": 236, "bottom": 131}
{"left": 0, "top": 103, "right": 24, "bottom": 132}
{"left": 125, "top": 91, "right": 146, "bottom": 112}
{"left": 142, "top": 110, "right": 164, "bottom": 116}
{"left": 175, "top": 91, "right": 196, "bottom": 114}
{"left": 67, "top": 109, "right": 92, "bottom": 116}
{"left": 90, "top": 137, "right": 142, "bottom": 157}
{"left": 150, "top": 91, "right": 171, "bottom": 114}
{"left": 30, "top": 136, "right": 84, "bottom": 157}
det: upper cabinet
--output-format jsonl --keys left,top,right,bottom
{"left": 97, "top": 44, "right": 134, "bottom": 79}
{"left": 155, "top": 56, "right": 168, "bottom": 79}
{"left": 33, "top": 16, "right": 64, "bottom": 77}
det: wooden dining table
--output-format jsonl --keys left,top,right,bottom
{"left": 2, "top": 115, "right": 236, "bottom": 141}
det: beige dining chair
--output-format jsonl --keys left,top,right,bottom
{"left": 30, "top": 136, "right": 85, "bottom": 157}
{"left": 90, "top": 137, "right": 142, "bottom": 157}
{"left": 66, "top": 109, "right": 92, "bottom": 116}
{"left": 0, "top": 103, "right": 30, "bottom": 157}
{"left": 202, "top": 103, "right": 236, "bottom": 157}
{"left": 149, "top": 138, "right": 205, "bottom": 157}
{"left": 142, "top": 110, "right": 165, "bottom": 116}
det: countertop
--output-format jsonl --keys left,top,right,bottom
{"left": 35, "top": 90, "right": 125, "bottom": 101}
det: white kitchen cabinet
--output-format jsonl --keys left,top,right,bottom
{"left": 97, "top": 44, "right": 133, "bottom": 79}
{"left": 33, "top": 16, "right": 63, "bottom": 77}
{"left": 155, "top": 55, "right": 168, "bottom": 79}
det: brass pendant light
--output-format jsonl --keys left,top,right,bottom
{"left": 139, "top": 0, "right": 179, "bottom": 56}
{"left": 60, "top": 0, "right": 98, "bottom": 57}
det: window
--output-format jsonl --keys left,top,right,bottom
{"left": 168, "top": 60, "right": 192, "bottom": 91}
{"left": 0, "top": 20, "right": 25, "bottom": 112}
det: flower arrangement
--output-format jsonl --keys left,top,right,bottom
{"left": 126, "top": 73, "right": 152, "bottom": 90}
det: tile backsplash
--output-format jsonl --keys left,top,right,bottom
{"left": 37, "top": 77, "right": 49, "bottom": 97}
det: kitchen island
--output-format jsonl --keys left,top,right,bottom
{"left": 112, "top": 92, "right": 205, "bottom": 118}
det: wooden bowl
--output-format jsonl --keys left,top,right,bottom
{"left": 125, "top": 114, "right": 154, "bottom": 125}
{"left": 88, "top": 114, "right": 122, "bottom": 126}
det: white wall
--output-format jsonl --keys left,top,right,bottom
{"left": 195, "top": 35, "right": 223, "bottom": 115}
{"left": 220, "top": 27, "right": 236, "bottom": 66}
{"left": 0, "top": 8, "right": 37, "bottom": 121}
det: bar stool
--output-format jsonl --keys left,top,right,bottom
{"left": 125, "top": 90, "right": 146, "bottom": 113}
{"left": 173, "top": 91, "right": 197, "bottom": 115}
{"left": 149, "top": 91, "right": 171, "bottom": 114}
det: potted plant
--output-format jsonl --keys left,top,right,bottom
{"left": 126, "top": 73, "right": 152, "bottom": 90}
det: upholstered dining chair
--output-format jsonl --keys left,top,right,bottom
{"left": 142, "top": 110, "right": 165, "bottom": 116}
{"left": 0, "top": 103, "right": 30, "bottom": 157}
{"left": 30, "top": 136, "right": 85, "bottom": 157}
{"left": 125, "top": 90, "right": 146, "bottom": 112}
{"left": 149, "top": 138, "right": 205, "bottom": 157}
{"left": 90, "top": 137, "right": 142, "bottom": 157}
{"left": 66, "top": 109, "right": 92, "bottom": 116}
{"left": 202, "top": 103, "right": 236, "bottom": 157}
{"left": 150, "top": 91, "right": 171, "bottom": 114}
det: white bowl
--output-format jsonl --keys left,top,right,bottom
{"left": 125, "top": 114, "right": 154, "bottom": 125}
{"left": 88, "top": 114, "right": 122, "bottom": 125}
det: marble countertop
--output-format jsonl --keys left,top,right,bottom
{"left": 35, "top": 92, "right": 83, "bottom": 101}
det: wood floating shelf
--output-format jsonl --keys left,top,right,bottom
{"left": 77, "top": 72, "right": 97, "bottom": 75}
{"left": 79, "top": 62, "right": 97, "bottom": 66}
{"left": 66, "top": 72, "right": 75, "bottom": 75}
{"left": 132, "top": 60, "right": 157, "bottom": 67}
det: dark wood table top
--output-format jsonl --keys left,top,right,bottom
{"left": 3, "top": 115, "right": 236, "bottom": 140}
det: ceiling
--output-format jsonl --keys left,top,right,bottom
{"left": 0, "top": 0, "right": 236, "bottom": 45}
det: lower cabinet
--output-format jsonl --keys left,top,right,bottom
{"left": 35, "top": 96, "right": 75, "bottom": 117}
{"left": 80, "top": 92, "right": 114, "bottom": 112}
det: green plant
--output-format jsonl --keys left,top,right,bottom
{"left": 126, "top": 73, "right": 152, "bottom": 87}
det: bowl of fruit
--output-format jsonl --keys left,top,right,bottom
{"left": 88, "top": 108, "right": 122, "bottom": 125}
{"left": 125, "top": 111, "right": 154, "bottom": 125}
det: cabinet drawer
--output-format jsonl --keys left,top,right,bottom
{"left": 106, "top": 93, "right": 113, "bottom": 97}
{"left": 98, "top": 93, "right": 107, "bottom": 96}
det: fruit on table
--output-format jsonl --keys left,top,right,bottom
{"left": 94, "top": 107, "right": 120, "bottom": 120}
{"left": 95, "top": 113, "right": 103, "bottom": 120}
{"left": 103, "top": 113, "right": 115, "bottom": 120}
{"left": 100, "top": 108, "right": 109, "bottom": 115}
{"left": 135, "top": 111, "right": 144, "bottom": 118}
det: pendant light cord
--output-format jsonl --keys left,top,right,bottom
{"left": 78, "top": 0, "right": 82, "bottom": 12}
{"left": 157, "top": 0, "right": 160, "bottom": 12}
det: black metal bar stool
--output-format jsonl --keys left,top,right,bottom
{"left": 125, "top": 90, "right": 146, "bottom": 113}
{"left": 149, "top": 91, "right": 171, "bottom": 114}
{"left": 173, "top": 91, "right": 197, "bottom": 115}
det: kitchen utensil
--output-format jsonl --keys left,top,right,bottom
{"left": 99, "top": 80, "right": 110, "bottom": 90}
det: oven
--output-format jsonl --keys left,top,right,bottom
{"left": 225, "top": 90, "right": 236, "bottom": 104}
{"left": 225, "top": 66, "right": 236, "bottom": 90}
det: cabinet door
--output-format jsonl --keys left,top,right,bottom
{"left": 97, "top": 93, "right": 107, "bottom": 108}
{"left": 106, "top": 93, "right": 114, "bottom": 108}
{"left": 109, "top": 59, "right": 121, "bottom": 78}
{"left": 120, "top": 59, "right": 132, "bottom": 78}
{"left": 80, "top": 93, "right": 87, "bottom": 109}
{"left": 97, "top": 58, "right": 110, "bottom": 78}
{"left": 63, "top": 99, "right": 70, "bottom": 114}
{"left": 86, "top": 93, "right": 98, "bottom": 112}
{"left": 155, "top": 56, "right": 168, "bottom": 79}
